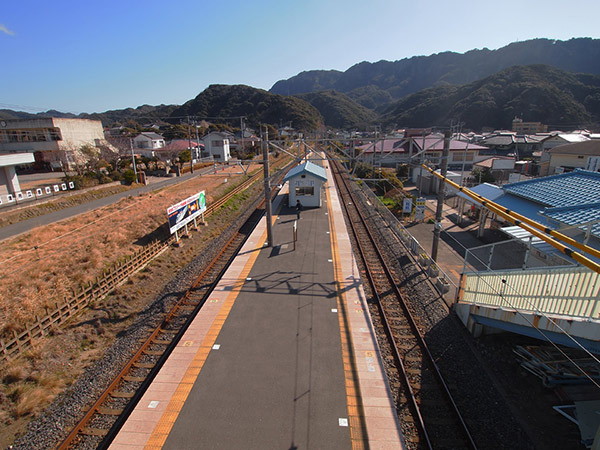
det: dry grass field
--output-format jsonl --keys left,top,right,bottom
{"left": 0, "top": 166, "right": 256, "bottom": 339}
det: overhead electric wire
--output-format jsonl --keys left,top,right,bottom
{"left": 422, "top": 164, "right": 600, "bottom": 273}
{"left": 411, "top": 166, "right": 600, "bottom": 385}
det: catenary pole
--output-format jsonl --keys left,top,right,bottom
{"left": 431, "top": 130, "right": 451, "bottom": 261}
{"left": 263, "top": 126, "right": 273, "bottom": 247}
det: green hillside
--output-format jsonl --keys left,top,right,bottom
{"left": 381, "top": 64, "right": 600, "bottom": 130}
{"left": 271, "top": 38, "right": 600, "bottom": 110}
{"left": 170, "top": 84, "right": 322, "bottom": 131}
{"left": 295, "top": 90, "right": 377, "bottom": 129}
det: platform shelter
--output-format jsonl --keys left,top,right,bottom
{"left": 283, "top": 160, "right": 327, "bottom": 208}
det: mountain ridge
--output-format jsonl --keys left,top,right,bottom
{"left": 270, "top": 37, "right": 600, "bottom": 110}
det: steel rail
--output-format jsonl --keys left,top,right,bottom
{"left": 332, "top": 159, "right": 477, "bottom": 450}
{"left": 329, "top": 160, "right": 431, "bottom": 448}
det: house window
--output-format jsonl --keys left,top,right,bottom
{"left": 214, "top": 154, "right": 221, "bottom": 159}
{"left": 295, "top": 186, "right": 314, "bottom": 196}
{"left": 211, "top": 140, "right": 223, "bottom": 147}
{"left": 578, "top": 155, "right": 584, "bottom": 159}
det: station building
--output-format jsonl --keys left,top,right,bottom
{"left": 283, "top": 161, "right": 327, "bottom": 208}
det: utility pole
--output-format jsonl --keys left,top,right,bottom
{"left": 262, "top": 126, "right": 273, "bottom": 247}
{"left": 240, "top": 117, "right": 244, "bottom": 158}
{"left": 194, "top": 118, "right": 202, "bottom": 160}
{"left": 130, "top": 138, "right": 137, "bottom": 181}
{"left": 431, "top": 130, "right": 451, "bottom": 262}
{"left": 187, "top": 116, "right": 194, "bottom": 174}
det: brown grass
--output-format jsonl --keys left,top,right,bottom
{"left": 0, "top": 164, "right": 266, "bottom": 339}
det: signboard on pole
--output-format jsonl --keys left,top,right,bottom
{"left": 167, "top": 191, "right": 206, "bottom": 234}
{"left": 414, "top": 197, "right": 426, "bottom": 221}
{"left": 402, "top": 197, "right": 413, "bottom": 214}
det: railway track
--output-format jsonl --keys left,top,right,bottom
{"left": 55, "top": 163, "right": 291, "bottom": 450}
{"left": 330, "top": 158, "right": 477, "bottom": 450}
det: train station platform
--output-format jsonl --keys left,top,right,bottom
{"left": 109, "top": 161, "right": 405, "bottom": 450}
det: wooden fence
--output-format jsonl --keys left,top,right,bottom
{"left": 0, "top": 238, "right": 171, "bottom": 361}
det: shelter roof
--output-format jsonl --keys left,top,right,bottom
{"left": 283, "top": 161, "right": 327, "bottom": 183}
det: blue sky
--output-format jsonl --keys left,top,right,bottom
{"left": 1, "top": 0, "right": 599, "bottom": 114}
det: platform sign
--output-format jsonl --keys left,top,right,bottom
{"left": 167, "top": 191, "right": 206, "bottom": 234}
{"left": 402, "top": 197, "right": 413, "bottom": 213}
{"left": 414, "top": 197, "right": 426, "bottom": 221}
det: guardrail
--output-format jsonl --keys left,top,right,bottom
{"left": 459, "top": 265, "right": 600, "bottom": 320}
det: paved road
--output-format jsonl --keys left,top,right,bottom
{"left": 0, "top": 171, "right": 205, "bottom": 242}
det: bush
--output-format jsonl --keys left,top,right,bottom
{"left": 122, "top": 169, "right": 136, "bottom": 184}
{"left": 98, "top": 175, "right": 113, "bottom": 184}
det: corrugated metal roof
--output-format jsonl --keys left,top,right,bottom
{"left": 542, "top": 202, "right": 600, "bottom": 238}
{"left": 502, "top": 169, "right": 600, "bottom": 207}
{"left": 457, "top": 183, "right": 504, "bottom": 203}
{"left": 500, "top": 225, "right": 565, "bottom": 259}
{"left": 283, "top": 161, "right": 327, "bottom": 183}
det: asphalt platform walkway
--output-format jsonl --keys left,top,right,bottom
{"left": 109, "top": 161, "right": 405, "bottom": 450}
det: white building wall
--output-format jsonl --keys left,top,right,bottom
{"left": 287, "top": 173, "right": 323, "bottom": 208}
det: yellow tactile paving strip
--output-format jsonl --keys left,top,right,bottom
{"left": 142, "top": 259, "right": 257, "bottom": 450}
{"left": 326, "top": 175, "right": 369, "bottom": 449}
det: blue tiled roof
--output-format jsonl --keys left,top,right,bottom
{"left": 283, "top": 161, "right": 327, "bottom": 183}
{"left": 542, "top": 202, "right": 600, "bottom": 238}
{"left": 503, "top": 169, "right": 600, "bottom": 207}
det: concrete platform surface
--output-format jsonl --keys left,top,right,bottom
{"left": 109, "top": 159, "right": 404, "bottom": 450}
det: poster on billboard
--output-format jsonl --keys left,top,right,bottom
{"left": 167, "top": 191, "right": 207, "bottom": 234}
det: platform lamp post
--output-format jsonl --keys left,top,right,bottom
{"left": 262, "top": 126, "right": 273, "bottom": 247}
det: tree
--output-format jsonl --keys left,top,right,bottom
{"left": 471, "top": 167, "right": 495, "bottom": 184}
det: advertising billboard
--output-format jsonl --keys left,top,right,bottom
{"left": 167, "top": 191, "right": 207, "bottom": 234}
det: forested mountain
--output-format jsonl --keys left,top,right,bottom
{"left": 170, "top": 84, "right": 322, "bottom": 130}
{"left": 0, "top": 105, "right": 176, "bottom": 126}
{"left": 271, "top": 38, "right": 600, "bottom": 110}
{"left": 81, "top": 104, "right": 178, "bottom": 125}
{"left": 295, "top": 90, "right": 377, "bottom": 129}
{"left": 381, "top": 64, "right": 600, "bottom": 130}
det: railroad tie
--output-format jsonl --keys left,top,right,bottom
{"left": 97, "top": 407, "right": 124, "bottom": 416}
{"left": 81, "top": 428, "right": 108, "bottom": 436}
{"left": 110, "top": 391, "right": 135, "bottom": 398}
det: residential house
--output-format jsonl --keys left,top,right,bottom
{"left": 357, "top": 134, "right": 486, "bottom": 180}
{"left": 548, "top": 140, "right": 600, "bottom": 174}
{"left": 473, "top": 157, "right": 516, "bottom": 182}
{"left": 133, "top": 132, "right": 166, "bottom": 157}
{"left": 202, "top": 131, "right": 231, "bottom": 162}
{"left": 478, "top": 132, "right": 543, "bottom": 157}
{"left": 541, "top": 133, "right": 589, "bottom": 151}
{"left": 156, "top": 139, "right": 204, "bottom": 162}
{"left": 0, "top": 118, "right": 115, "bottom": 171}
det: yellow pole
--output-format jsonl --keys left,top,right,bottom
{"left": 422, "top": 164, "right": 600, "bottom": 274}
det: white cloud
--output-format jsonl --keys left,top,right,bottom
{"left": 0, "top": 25, "right": 15, "bottom": 36}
